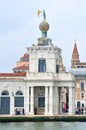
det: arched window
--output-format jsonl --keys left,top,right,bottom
{"left": 2, "top": 90, "right": 9, "bottom": 95}
{"left": 77, "top": 101, "right": 80, "bottom": 108}
{"left": 38, "top": 93, "right": 45, "bottom": 108}
{"left": 15, "top": 91, "right": 23, "bottom": 95}
{"left": 38, "top": 59, "right": 46, "bottom": 72}
{"left": 81, "top": 82, "right": 84, "bottom": 91}
{"left": 15, "top": 91, "right": 24, "bottom": 107}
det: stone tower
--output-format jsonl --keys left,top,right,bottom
{"left": 71, "top": 43, "right": 80, "bottom": 67}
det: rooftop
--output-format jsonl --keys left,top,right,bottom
{"left": 0, "top": 72, "right": 26, "bottom": 77}
{"left": 69, "top": 68, "right": 86, "bottom": 75}
{"left": 12, "top": 66, "right": 29, "bottom": 70}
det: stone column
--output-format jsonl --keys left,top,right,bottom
{"left": 44, "top": 86, "right": 49, "bottom": 115}
{"left": 58, "top": 87, "right": 61, "bottom": 114}
{"left": 72, "top": 87, "right": 75, "bottom": 114}
{"left": 57, "top": 87, "right": 59, "bottom": 114}
{"left": 60, "top": 87, "right": 63, "bottom": 114}
{"left": 10, "top": 92, "right": 14, "bottom": 115}
{"left": 30, "top": 86, "right": 34, "bottom": 115}
{"left": 68, "top": 87, "right": 74, "bottom": 115}
{"left": 25, "top": 86, "right": 30, "bottom": 114}
{"left": 53, "top": 87, "right": 59, "bottom": 115}
{"left": 49, "top": 86, "right": 53, "bottom": 115}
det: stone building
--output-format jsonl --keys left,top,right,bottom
{"left": 0, "top": 12, "right": 75, "bottom": 115}
{"left": 12, "top": 53, "right": 29, "bottom": 73}
{"left": 70, "top": 43, "right": 86, "bottom": 112}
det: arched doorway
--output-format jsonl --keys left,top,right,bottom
{"left": 0, "top": 90, "right": 10, "bottom": 114}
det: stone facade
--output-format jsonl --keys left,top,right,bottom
{"left": 70, "top": 42, "right": 86, "bottom": 113}
{"left": 0, "top": 37, "right": 75, "bottom": 116}
{"left": 0, "top": 13, "right": 75, "bottom": 116}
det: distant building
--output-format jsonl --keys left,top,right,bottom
{"left": 70, "top": 43, "right": 86, "bottom": 112}
{"left": 12, "top": 53, "right": 29, "bottom": 73}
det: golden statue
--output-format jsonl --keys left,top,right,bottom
{"left": 37, "top": 10, "right": 46, "bottom": 21}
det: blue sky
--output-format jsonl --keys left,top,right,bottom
{"left": 0, "top": 0, "right": 86, "bottom": 72}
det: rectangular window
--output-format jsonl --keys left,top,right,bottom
{"left": 77, "top": 101, "right": 80, "bottom": 108}
{"left": 0, "top": 97, "right": 10, "bottom": 114}
{"left": 81, "top": 93, "right": 84, "bottom": 98}
{"left": 15, "top": 97, "right": 24, "bottom": 107}
{"left": 38, "top": 59, "right": 46, "bottom": 72}
{"left": 82, "top": 103, "right": 84, "bottom": 107}
{"left": 81, "top": 82, "right": 84, "bottom": 91}
{"left": 38, "top": 97, "right": 45, "bottom": 108}
{"left": 56, "top": 65, "right": 59, "bottom": 73}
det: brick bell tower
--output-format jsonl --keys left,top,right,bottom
{"left": 71, "top": 42, "right": 80, "bottom": 67}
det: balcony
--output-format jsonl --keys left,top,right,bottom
{"left": 26, "top": 72, "right": 74, "bottom": 82}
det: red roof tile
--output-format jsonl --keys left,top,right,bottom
{"left": 0, "top": 72, "right": 26, "bottom": 77}
{"left": 20, "top": 53, "right": 29, "bottom": 59}
{"left": 72, "top": 43, "right": 79, "bottom": 55}
{"left": 72, "top": 43, "right": 80, "bottom": 60}
{"left": 13, "top": 65, "right": 29, "bottom": 70}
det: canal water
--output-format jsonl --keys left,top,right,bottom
{"left": 0, "top": 122, "right": 85, "bottom": 130}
